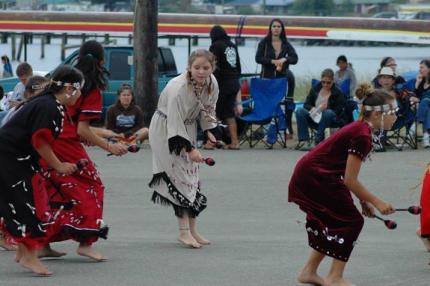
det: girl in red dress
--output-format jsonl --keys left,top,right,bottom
{"left": 0, "top": 65, "right": 84, "bottom": 275}
{"left": 41, "top": 41, "right": 127, "bottom": 261}
{"left": 289, "top": 84, "right": 396, "bottom": 286}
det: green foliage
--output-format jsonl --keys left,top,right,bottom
{"left": 237, "top": 6, "right": 255, "bottom": 15}
{"left": 292, "top": 0, "right": 335, "bottom": 16}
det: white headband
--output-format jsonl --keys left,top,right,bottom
{"left": 52, "top": 79, "right": 85, "bottom": 90}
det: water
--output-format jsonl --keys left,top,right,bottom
{"left": 0, "top": 37, "right": 428, "bottom": 82}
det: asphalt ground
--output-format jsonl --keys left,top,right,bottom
{"left": 0, "top": 144, "right": 429, "bottom": 286}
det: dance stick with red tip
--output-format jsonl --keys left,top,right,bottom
{"left": 374, "top": 215, "right": 397, "bottom": 230}
{"left": 107, "top": 145, "right": 140, "bottom": 156}
{"left": 395, "top": 206, "right": 421, "bottom": 215}
{"left": 76, "top": 159, "right": 89, "bottom": 169}
{"left": 203, "top": 157, "right": 215, "bottom": 166}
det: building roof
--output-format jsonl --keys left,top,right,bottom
{"left": 334, "top": 0, "right": 391, "bottom": 4}
{"left": 229, "top": 0, "right": 295, "bottom": 7}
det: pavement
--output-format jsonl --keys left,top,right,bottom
{"left": 0, "top": 144, "right": 429, "bottom": 286}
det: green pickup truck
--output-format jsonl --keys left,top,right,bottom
{"left": 0, "top": 46, "right": 178, "bottom": 116}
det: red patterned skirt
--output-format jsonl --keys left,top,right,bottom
{"left": 40, "top": 139, "right": 107, "bottom": 245}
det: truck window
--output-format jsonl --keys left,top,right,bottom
{"left": 109, "top": 51, "right": 131, "bottom": 80}
{"left": 159, "top": 48, "right": 177, "bottom": 75}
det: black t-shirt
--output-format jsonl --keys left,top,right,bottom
{"left": 0, "top": 94, "right": 64, "bottom": 161}
{"left": 210, "top": 39, "right": 241, "bottom": 81}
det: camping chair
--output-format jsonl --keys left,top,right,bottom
{"left": 239, "top": 77, "right": 288, "bottom": 148}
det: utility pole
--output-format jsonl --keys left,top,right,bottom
{"left": 134, "top": 0, "right": 158, "bottom": 126}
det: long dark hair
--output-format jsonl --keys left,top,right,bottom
{"left": 1, "top": 55, "right": 10, "bottom": 64}
{"left": 210, "top": 25, "right": 230, "bottom": 44}
{"left": 420, "top": 59, "right": 430, "bottom": 84}
{"left": 264, "top": 18, "right": 287, "bottom": 42}
{"left": 75, "top": 40, "right": 109, "bottom": 94}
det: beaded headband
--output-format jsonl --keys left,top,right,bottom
{"left": 51, "top": 79, "right": 85, "bottom": 90}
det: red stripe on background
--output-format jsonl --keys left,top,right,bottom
{"left": 0, "top": 23, "right": 132, "bottom": 32}
{"left": 0, "top": 22, "right": 328, "bottom": 38}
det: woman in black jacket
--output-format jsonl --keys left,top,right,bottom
{"left": 255, "top": 18, "right": 298, "bottom": 137}
{"left": 295, "top": 69, "right": 346, "bottom": 150}
{"left": 209, "top": 25, "right": 242, "bottom": 149}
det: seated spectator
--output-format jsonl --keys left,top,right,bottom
{"left": 106, "top": 84, "right": 148, "bottom": 142}
{"left": 0, "top": 62, "right": 33, "bottom": 122}
{"left": 1, "top": 75, "right": 49, "bottom": 127}
{"left": 373, "top": 67, "right": 418, "bottom": 151}
{"left": 334, "top": 55, "right": 356, "bottom": 98}
{"left": 0, "top": 85, "right": 4, "bottom": 106}
{"left": 415, "top": 59, "right": 430, "bottom": 148}
{"left": 1, "top": 55, "right": 13, "bottom": 78}
{"left": 373, "top": 57, "right": 405, "bottom": 88}
{"left": 295, "top": 68, "right": 346, "bottom": 150}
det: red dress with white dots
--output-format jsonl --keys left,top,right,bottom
{"left": 289, "top": 121, "right": 373, "bottom": 262}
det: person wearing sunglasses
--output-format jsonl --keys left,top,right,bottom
{"left": 295, "top": 69, "right": 347, "bottom": 151}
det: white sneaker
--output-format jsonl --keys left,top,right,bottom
{"left": 423, "top": 133, "right": 430, "bottom": 148}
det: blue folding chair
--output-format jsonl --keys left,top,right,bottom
{"left": 239, "top": 78, "right": 288, "bottom": 148}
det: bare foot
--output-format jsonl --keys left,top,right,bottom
{"left": 297, "top": 269, "right": 324, "bottom": 285}
{"left": 324, "top": 277, "right": 354, "bottom": 286}
{"left": 0, "top": 237, "right": 17, "bottom": 251}
{"left": 19, "top": 248, "right": 52, "bottom": 276}
{"left": 416, "top": 229, "right": 430, "bottom": 252}
{"left": 227, "top": 143, "right": 240, "bottom": 150}
{"left": 190, "top": 231, "right": 211, "bottom": 245}
{"left": 177, "top": 231, "right": 201, "bottom": 248}
{"left": 38, "top": 245, "right": 67, "bottom": 259}
{"left": 77, "top": 245, "right": 107, "bottom": 262}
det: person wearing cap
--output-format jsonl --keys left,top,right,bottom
{"left": 374, "top": 66, "right": 418, "bottom": 151}
{"left": 373, "top": 57, "right": 406, "bottom": 89}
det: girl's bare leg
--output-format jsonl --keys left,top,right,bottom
{"left": 177, "top": 212, "right": 201, "bottom": 248}
{"left": 297, "top": 249, "right": 325, "bottom": 285}
{"left": 189, "top": 216, "right": 210, "bottom": 245}
{"left": 18, "top": 244, "right": 52, "bottom": 276}
{"left": 324, "top": 259, "right": 353, "bottom": 286}
{"left": 77, "top": 242, "right": 107, "bottom": 262}
{"left": 226, "top": 118, "right": 240, "bottom": 149}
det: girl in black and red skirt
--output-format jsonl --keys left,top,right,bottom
{"left": 0, "top": 65, "right": 84, "bottom": 276}
{"left": 289, "top": 83, "right": 396, "bottom": 286}
{"left": 40, "top": 41, "right": 128, "bottom": 262}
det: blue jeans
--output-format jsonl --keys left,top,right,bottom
{"left": 417, "top": 97, "right": 430, "bottom": 130}
{"left": 0, "top": 110, "right": 8, "bottom": 125}
{"left": 295, "top": 107, "right": 338, "bottom": 143}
